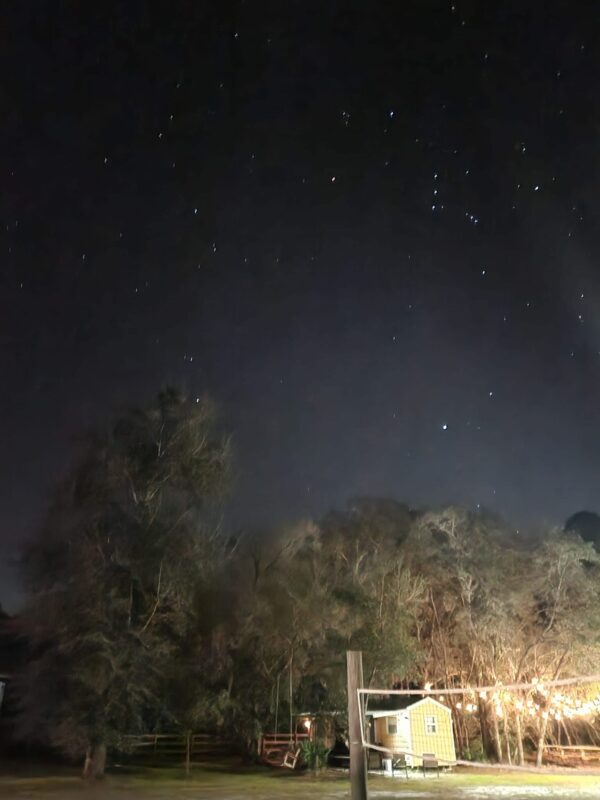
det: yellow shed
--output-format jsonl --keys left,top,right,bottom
{"left": 369, "top": 697, "right": 456, "bottom": 767}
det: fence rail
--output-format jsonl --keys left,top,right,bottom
{"left": 543, "top": 744, "right": 600, "bottom": 766}
{"left": 118, "top": 733, "right": 235, "bottom": 764}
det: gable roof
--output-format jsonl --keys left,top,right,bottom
{"left": 366, "top": 696, "right": 451, "bottom": 717}
{"left": 405, "top": 697, "right": 452, "bottom": 714}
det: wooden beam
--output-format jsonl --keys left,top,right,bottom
{"left": 346, "top": 651, "right": 368, "bottom": 800}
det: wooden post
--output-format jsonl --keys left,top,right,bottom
{"left": 347, "top": 651, "right": 368, "bottom": 800}
{"left": 185, "top": 732, "right": 191, "bottom": 776}
{"left": 289, "top": 652, "right": 293, "bottom": 742}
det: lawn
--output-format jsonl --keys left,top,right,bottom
{"left": 1, "top": 761, "right": 600, "bottom": 800}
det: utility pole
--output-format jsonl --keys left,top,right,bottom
{"left": 346, "top": 651, "right": 368, "bottom": 800}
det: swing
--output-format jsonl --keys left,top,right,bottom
{"left": 282, "top": 653, "right": 301, "bottom": 769}
{"left": 283, "top": 746, "right": 302, "bottom": 769}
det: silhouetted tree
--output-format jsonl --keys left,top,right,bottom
{"left": 565, "top": 510, "right": 600, "bottom": 549}
{"left": 18, "top": 389, "right": 230, "bottom": 777}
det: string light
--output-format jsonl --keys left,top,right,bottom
{"left": 466, "top": 683, "right": 600, "bottom": 720}
{"left": 361, "top": 677, "right": 600, "bottom": 721}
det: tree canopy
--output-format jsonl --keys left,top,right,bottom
{"left": 18, "top": 389, "right": 231, "bottom": 776}
{"left": 16, "top": 389, "right": 600, "bottom": 774}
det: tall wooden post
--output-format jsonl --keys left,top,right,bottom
{"left": 346, "top": 651, "right": 368, "bottom": 800}
{"left": 185, "top": 731, "right": 191, "bottom": 776}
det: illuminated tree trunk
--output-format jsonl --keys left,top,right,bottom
{"left": 185, "top": 732, "right": 191, "bottom": 776}
{"left": 536, "top": 715, "right": 549, "bottom": 767}
{"left": 515, "top": 712, "right": 525, "bottom": 765}
{"left": 83, "top": 743, "right": 106, "bottom": 779}
{"left": 478, "top": 700, "right": 493, "bottom": 760}
{"left": 503, "top": 717, "right": 512, "bottom": 766}
{"left": 459, "top": 711, "right": 469, "bottom": 759}
{"left": 561, "top": 720, "right": 572, "bottom": 746}
{"left": 537, "top": 658, "right": 567, "bottom": 767}
{"left": 490, "top": 708, "right": 502, "bottom": 762}
{"left": 452, "top": 705, "right": 465, "bottom": 758}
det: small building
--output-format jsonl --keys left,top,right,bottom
{"left": 368, "top": 697, "right": 456, "bottom": 767}
{"left": 295, "top": 712, "right": 339, "bottom": 749}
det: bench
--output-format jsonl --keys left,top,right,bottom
{"left": 282, "top": 746, "right": 302, "bottom": 769}
{"left": 421, "top": 753, "right": 440, "bottom": 777}
{"left": 392, "top": 754, "right": 408, "bottom": 778}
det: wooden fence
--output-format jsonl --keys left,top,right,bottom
{"left": 543, "top": 744, "right": 600, "bottom": 766}
{"left": 118, "top": 731, "right": 314, "bottom": 769}
{"left": 118, "top": 733, "right": 236, "bottom": 766}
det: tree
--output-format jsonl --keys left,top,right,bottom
{"left": 565, "top": 511, "right": 600, "bottom": 550}
{"left": 18, "top": 389, "right": 230, "bottom": 777}
{"left": 527, "top": 533, "right": 600, "bottom": 765}
{"left": 402, "top": 507, "right": 533, "bottom": 762}
{"left": 318, "top": 499, "right": 422, "bottom": 688}
{"left": 229, "top": 521, "right": 332, "bottom": 752}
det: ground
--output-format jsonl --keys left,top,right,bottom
{"left": 1, "top": 761, "right": 600, "bottom": 800}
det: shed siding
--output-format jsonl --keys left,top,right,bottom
{"left": 373, "top": 716, "right": 410, "bottom": 757}
{"left": 408, "top": 698, "right": 456, "bottom": 767}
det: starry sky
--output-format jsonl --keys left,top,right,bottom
{"left": 1, "top": 1, "right": 599, "bottom": 608}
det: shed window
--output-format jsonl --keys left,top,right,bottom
{"left": 425, "top": 715, "right": 437, "bottom": 734}
{"left": 386, "top": 717, "right": 398, "bottom": 734}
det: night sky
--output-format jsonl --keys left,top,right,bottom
{"left": 2, "top": 2, "right": 599, "bottom": 608}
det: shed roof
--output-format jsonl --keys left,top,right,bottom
{"left": 367, "top": 697, "right": 451, "bottom": 717}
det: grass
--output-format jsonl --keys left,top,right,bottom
{"left": 1, "top": 760, "right": 600, "bottom": 799}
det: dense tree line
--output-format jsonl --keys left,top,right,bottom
{"left": 15, "top": 391, "right": 600, "bottom": 775}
